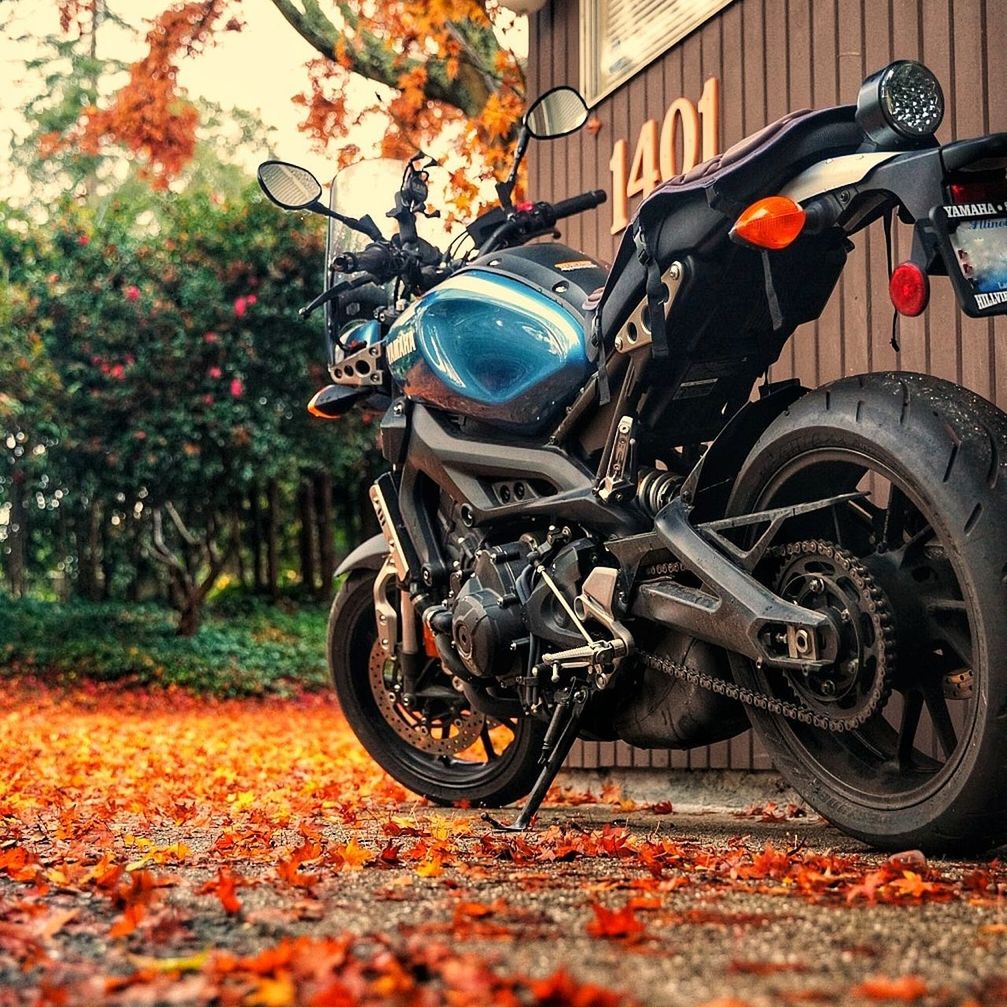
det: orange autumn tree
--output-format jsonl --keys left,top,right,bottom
{"left": 56, "top": 0, "right": 526, "bottom": 215}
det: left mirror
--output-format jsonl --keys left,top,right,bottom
{"left": 524, "top": 86, "right": 590, "bottom": 140}
{"left": 257, "top": 161, "right": 322, "bottom": 210}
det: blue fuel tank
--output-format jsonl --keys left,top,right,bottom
{"left": 385, "top": 243, "right": 607, "bottom": 432}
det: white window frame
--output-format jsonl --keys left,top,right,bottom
{"left": 580, "top": 0, "right": 735, "bottom": 105}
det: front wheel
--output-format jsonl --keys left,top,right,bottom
{"left": 328, "top": 570, "right": 547, "bottom": 807}
{"left": 727, "top": 372, "right": 1007, "bottom": 852}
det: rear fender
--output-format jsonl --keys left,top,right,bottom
{"left": 680, "top": 380, "right": 809, "bottom": 522}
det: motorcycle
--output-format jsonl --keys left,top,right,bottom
{"left": 258, "top": 60, "right": 1007, "bottom": 852}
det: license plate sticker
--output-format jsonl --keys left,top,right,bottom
{"left": 933, "top": 203, "right": 1007, "bottom": 316}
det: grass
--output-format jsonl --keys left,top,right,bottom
{"left": 0, "top": 593, "right": 332, "bottom": 696}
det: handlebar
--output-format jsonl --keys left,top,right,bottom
{"left": 550, "top": 189, "right": 607, "bottom": 221}
{"left": 476, "top": 189, "right": 608, "bottom": 257}
{"left": 332, "top": 243, "right": 396, "bottom": 278}
{"left": 326, "top": 189, "right": 608, "bottom": 302}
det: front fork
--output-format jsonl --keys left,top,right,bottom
{"left": 372, "top": 555, "right": 421, "bottom": 701}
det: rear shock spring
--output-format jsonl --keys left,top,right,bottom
{"left": 636, "top": 467, "right": 683, "bottom": 516}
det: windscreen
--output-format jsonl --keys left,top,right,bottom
{"left": 326, "top": 159, "right": 403, "bottom": 263}
{"left": 324, "top": 158, "right": 456, "bottom": 362}
{"left": 324, "top": 160, "right": 402, "bottom": 362}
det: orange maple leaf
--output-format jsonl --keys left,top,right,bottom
{"left": 852, "top": 975, "right": 928, "bottom": 1001}
{"left": 586, "top": 902, "right": 645, "bottom": 940}
{"left": 198, "top": 867, "right": 242, "bottom": 914}
{"left": 530, "top": 968, "right": 623, "bottom": 1007}
{"left": 108, "top": 902, "right": 145, "bottom": 938}
{"left": 332, "top": 837, "right": 373, "bottom": 871}
{"left": 889, "top": 870, "right": 941, "bottom": 899}
{"left": 415, "top": 851, "right": 445, "bottom": 878}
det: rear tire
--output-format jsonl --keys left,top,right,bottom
{"left": 328, "top": 571, "right": 547, "bottom": 807}
{"left": 727, "top": 372, "right": 1007, "bottom": 852}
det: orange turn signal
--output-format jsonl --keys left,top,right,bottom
{"left": 730, "top": 196, "right": 806, "bottom": 250}
{"left": 307, "top": 388, "right": 342, "bottom": 420}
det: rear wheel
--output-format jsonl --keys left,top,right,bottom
{"left": 328, "top": 571, "right": 547, "bottom": 807}
{"left": 727, "top": 372, "right": 1007, "bottom": 852}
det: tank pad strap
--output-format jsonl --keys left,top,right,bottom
{"left": 592, "top": 311, "right": 611, "bottom": 405}
{"left": 633, "top": 219, "right": 669, "bottom": 358}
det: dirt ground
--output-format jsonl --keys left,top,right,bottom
{"left": 1, "top": 683, "right": 1005, "bottom": 1006}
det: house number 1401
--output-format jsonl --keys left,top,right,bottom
{"left": 609, "top": 77, "right": 720, "bottom": 234}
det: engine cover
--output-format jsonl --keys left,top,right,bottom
{"left": 451, "top": 543, "right": 529, "bottom": 679}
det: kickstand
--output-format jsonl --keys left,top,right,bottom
{"left": 482, "top": 687, "right": 589, "bottom": 832}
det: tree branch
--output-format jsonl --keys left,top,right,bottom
{"left": 266, "top": 0, "right": 498, "bottom": 117}
{"left": 149, "top": 509, "right": 188, "bottom": 577}
{"left": 165, "top": 500, "right": 199, "bottom": 547}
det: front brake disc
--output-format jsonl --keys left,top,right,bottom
{"left": 368, "top": 643, "right": 485, "bottom": 755}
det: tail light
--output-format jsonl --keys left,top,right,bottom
{"left": 948, "top": 171, "right": 1007, "bottom": 205}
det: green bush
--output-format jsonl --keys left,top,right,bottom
{"left": 0, "top": 597, "right": 330, "bottom": 696}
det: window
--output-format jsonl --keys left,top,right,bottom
{"left": 581, "top": 0, "right": 735, "bottom": 104}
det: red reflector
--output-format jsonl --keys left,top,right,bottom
{"left": 889, "top": 262, "right": 930, "bottom": 317}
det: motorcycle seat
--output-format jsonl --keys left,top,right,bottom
{"left": 589, "top": 106, "right": 866, "bottom": 343}
{"left": 658, "top": 107, "right": 812, "bottom": 195}
{"left": 635, "top": 105, "right": 861, "bottom": 222}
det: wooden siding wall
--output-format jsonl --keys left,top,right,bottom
{"left": 530, "top": 0, "right": 1007, "bottom": 772}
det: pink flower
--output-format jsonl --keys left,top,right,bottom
{"left": 124, "top": 285, "right": 140, "bottom": 301}
{"left": 77, "top": 234, "right": 90, "bottom": 247}
{"left": 229, "top": 378, "right": 244, "bottom": 398}
{"left": 208, "top": 366, "right": 222, "bottom": 379}
{"left": 245, "top": 293, "right": 257, "bottom": 306}
{"left": 202, "top": 393, "right": 214, "bottom": 405}
{"left": 110, "top": 364, "right": 125, "bottom": 380}
{"left": 233, "top": 296, "right": 247, "bottom": 319}
{"left": 203, "top": 332, "right": 219, "bottom": 344}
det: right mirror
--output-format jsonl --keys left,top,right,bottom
{"left": 257, "top": 160, "right": 323, "bottom": 210}
{"left": 524, "top": 86, "right": 590, "bottom": 140}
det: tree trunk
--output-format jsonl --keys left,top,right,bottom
{"left": 231, "top": 509, "right": 246, "bottom": 588}
{"left": 128, "top": 511, "right": 144, "bottom": 603}
{"left": 266, "top": 479, "right": 279, "bottom": 599}
{"left": 177, "top": 594, "right": 202, "bottom": 637}
{"left": 298, "top": 477, "right": 317, "bottom": 594}
{"left": 7, "top": 465, "right": 27, "bottom": 598}
{"left": 316, "top": 472, "right": 334, "bottom": 599}
{"left": 249, "top": 483, "right": 265, "bottom": 592}
{"left": 100, "top": 518, "right": 114, "bottom": 600}
{"left": 74, "top": 502, "right": 103, "bottom": 601}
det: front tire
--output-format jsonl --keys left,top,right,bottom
{"left": 328, "top": 571, "right": 547, "bottom": 807}
{"left": 728, "top": 372, "right": 1007, "bottom": 852}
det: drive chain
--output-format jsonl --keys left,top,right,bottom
{"left": 637, "top": 541, "right": 896, "bottom": 733}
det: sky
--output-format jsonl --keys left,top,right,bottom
{"left": 0, "top": 0, "right": 528, "bottom": 202}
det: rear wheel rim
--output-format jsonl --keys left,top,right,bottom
{"left": 743, "top": 447, "right": 979, "bottom": 810}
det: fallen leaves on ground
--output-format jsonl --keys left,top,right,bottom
{"left": 0, "top": 678, "right": 1005, "bottom": 1005}
{"left": 852, "top": 975, "right": 929, "bottom": 1001}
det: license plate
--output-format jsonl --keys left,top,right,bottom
{"left": 933, "top": 202, "right": 1007, "bottom": 316}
